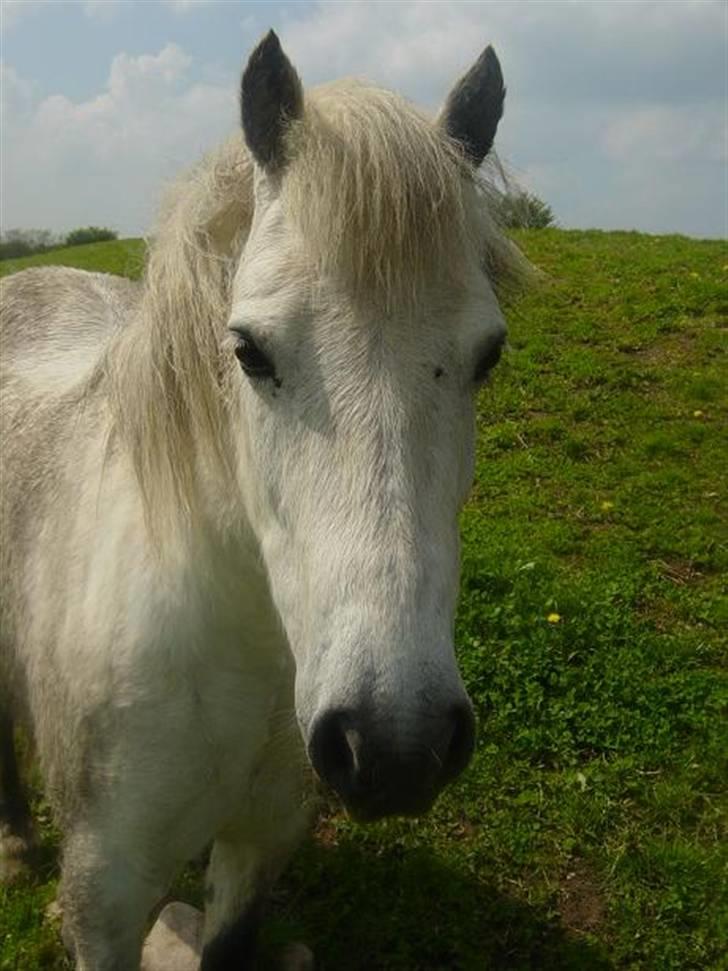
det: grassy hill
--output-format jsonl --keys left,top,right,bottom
{"left": 1, "top": 230, "right": 726, "bottom": 969}
{"left": 0, "top": 238, "right": 145, "bottom": 280}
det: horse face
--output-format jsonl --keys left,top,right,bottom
{"left": 229, "top": 204, "right": 507, "bottom": 819}
{"left": 228, "top": 33, "right": 508, "bottom": 820}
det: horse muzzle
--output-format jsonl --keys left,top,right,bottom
{"left": 306, "top": 702, "right": 476, "bottom": 820}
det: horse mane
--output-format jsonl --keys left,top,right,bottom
{"left": 105, "top": 80, "right": 529, "bottom": 542}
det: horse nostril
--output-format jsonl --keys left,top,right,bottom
{"left": 308, "top": 709, "right": 360, "bottom": 791}
{"left": 441, "top": 702, "right": 476, "bottom": 784}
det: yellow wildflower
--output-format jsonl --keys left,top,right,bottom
{"left": 547, "top": 613, "right": 561, "bottom": 624}
{"left": 600, "top": 500, "right": 614, "bottom": 511}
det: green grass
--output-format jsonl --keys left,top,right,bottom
{"left": 0, "top": 239, "right": 145, "bottom": 280}
{"left": 1, "top": 230, "right": 726, "bottom": 970}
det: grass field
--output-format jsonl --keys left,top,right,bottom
{"left": 0, "top": 239, "right": 145, "bottom": 281}
{"left": 1, "top": 230, "right": 726, "bottom": 970}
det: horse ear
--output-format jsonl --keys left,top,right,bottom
{"left": 241, "top": 30, "right": 303, "bottom": 172}
{"left": 438, "top": 46, "right": 505, "bottom": 166}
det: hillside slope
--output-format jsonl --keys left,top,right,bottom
{"left": 0, "top": 238, "right": 145, "bottom": 280}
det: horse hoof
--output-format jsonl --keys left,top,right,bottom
{"left": 141, "top": 901, "right": 203, "bottom": 971}
{"left": 278, "top": 941, "right": 315, "bottom": 971}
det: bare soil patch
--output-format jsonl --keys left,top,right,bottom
{"left": 558, "top": 861, "right": 607, "bottom": 936}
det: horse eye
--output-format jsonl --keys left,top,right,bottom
{"left": 234, "top": 335, "right": 276, "bottom": 381}
{"left": 474, "top": 335, "right": 504, "bottom": 384}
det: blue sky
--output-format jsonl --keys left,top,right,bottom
{"left": 2, "top": 0, "right": 726, "bottom": 238}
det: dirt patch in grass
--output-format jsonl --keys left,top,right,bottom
{"left": 558, "top": 861, "right": 607, "bottom": 936}
{"left": 653, "top": 557, "right": 706, "bottom": 586}
{"left": 634, "top": 597, "right": 679, "bottom": 633}
{"left": 627, "top": 331, "right": 701, "bottom": 366}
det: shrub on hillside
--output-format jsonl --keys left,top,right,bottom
{"left": 0, "top": 229, "right": 62, "bottom": 261}
{"left": 65, "top": 226, "right": 118, "bottom": 247}
{"left": 496, "top": 189, "right": 556, "bottom": 230}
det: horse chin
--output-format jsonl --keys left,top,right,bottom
{"left": 340, "top": 789, "right": 440, "bottom": 823}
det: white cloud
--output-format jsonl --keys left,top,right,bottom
{"left": 162, "top": 0, "right": 217, "bottom": 11}
{"left": 281, "top": 1, "right": 484, "bottom": 105}
{"left": 1, "top": 45, "right": 236, "bottom": 235}
{"left": 107, "top": 43, "right": 192, "bottom": 97}
{"left": 0, "top": 61, "right": 37, "bottom": 116}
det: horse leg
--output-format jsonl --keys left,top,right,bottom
{"left": 60, "top": 824, "right": 169, "bottom": 971}
{"left": 201, "top": 776, "right": 314, "bottom": 970}
{"left": 0, "top": 711, "right": 35, "bottom": 882}
{"left": 201, "top": 827, "right": 311, "bottom": 970}
{"left": 199, "top": 837, "right": 266, "bottom": 970}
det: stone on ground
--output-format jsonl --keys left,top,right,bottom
{"left": 141, "top": 901, "right": 202, "bottom": 971}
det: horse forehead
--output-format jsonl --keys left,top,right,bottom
{"left": 241, "top": 182, "right": 485, "bottom": 324}
{"left": 236, "top": 199, "right": 494, "bottom": 345}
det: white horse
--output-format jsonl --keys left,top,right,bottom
{"left": 0, "top": 31, "right": 524, "bottom": 970}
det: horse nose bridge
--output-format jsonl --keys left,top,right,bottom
{"left": 324, "top": 385, "right": 433, "bottom": 514}
{"left": 336, "top": 491, "right": 458, "bottom": 616}
{"left": 301, "top": 399, "right": 459, "bottom": 590}
{"left": 311, "top": 601, "right": 465, "bottom": 695}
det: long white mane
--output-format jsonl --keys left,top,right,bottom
{"left": 105, "top": 80, "right": 528, "bottom": 539}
